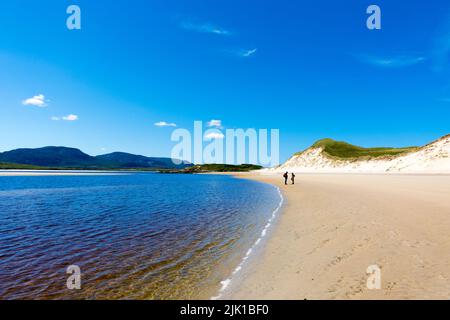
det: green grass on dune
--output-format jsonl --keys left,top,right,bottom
{"left": 184, "top": 163, "right": 263, "bottom": 172}
{"left": 296, "top": 138, "right": 419, "bottom": 160}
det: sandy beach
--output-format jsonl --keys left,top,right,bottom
{"left": 228, "top": 173, "right": 450, "bottom": 300}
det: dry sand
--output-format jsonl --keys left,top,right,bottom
{"left": 228, "top": 173, "right": 450, "bottom": 300}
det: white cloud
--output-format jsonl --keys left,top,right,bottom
{"left": 51, "top": 115, "right": 78, "bottom": 121}
{"left": 355, "top": 54, "right": 426, "bottom": 68}
{"left": 207, "top": 119, "right": 222, "bottom": 128}
{"left": 181, "top": 21, "right": 230, "bottom": 36}
{"left": 241, "top": 48, "right": 257, "bottom": 57}
{"left": 62, "top": 114, "right": 79, "bottom": 121}
{"left": 205, "top": 132, "right": 225, "bottom": 140}
{"left": 154, "top": 121, "right": 177, "bottom": 127}
{"left": 22, "top": 94, "right": 48, "bottom": 107}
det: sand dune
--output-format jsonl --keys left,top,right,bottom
{"left": 271, "top": 135, "right": 450, "bottom": 174}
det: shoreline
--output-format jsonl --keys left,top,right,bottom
{"left": 227, "top": 172, "right": 450, "bottom": 299}
{"left": 4, "top": 170, "right": 450, "bottom": 299}
{"left": 212, "top": 180, "right": 284, "bottom": 300}
{"left": 0, "top": 170, "right": 133, "bottom": 176}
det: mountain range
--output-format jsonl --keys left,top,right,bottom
{"left": 0, "top": 146, "right": 191, "bottom": 170}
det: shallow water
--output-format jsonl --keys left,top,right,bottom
{"left": 0, "top": 173, "right": 280, "bottom": 300}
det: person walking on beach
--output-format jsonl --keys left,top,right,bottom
{"left": 291, "top": 173, "right": 296, "bottom": 185}
{"left": 283, "top": 172, "right": 289, "bottom": 185}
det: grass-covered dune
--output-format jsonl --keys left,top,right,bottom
{"left": 185, "top": 164, "right": 263, "bottom": 172}
{"left": 297, "top": 138, "right": 418, "bottom": 160}
{"left": 161, "top": 163, "right": 263, "bottom": 173}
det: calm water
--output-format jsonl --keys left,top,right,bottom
{"left": 0, "top": 173, "right": 280, "bottom": 300}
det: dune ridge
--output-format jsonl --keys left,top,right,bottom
{"left": 269, "top": 135, "right": 450, "bottom": 174}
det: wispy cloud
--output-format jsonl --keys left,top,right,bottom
{"left": 22, "top": 94, "right": 48, "bottom": 107}
{"left": 223, "top": 48, "right": 258, "bottom": 59}
{"left": 52, "top": 114, "right": 79, "bottom": 121}
{"left": 181, "top": 21, "right": 230, "bottom": 36}
{"left": 204, "top": 132, "right": 225, "bottom": 140}
{"left": 207, "top": 119, "right": 222, "bottom": 128}
{"left": 240, "top": 48, "right": 257, "bottom": 58}
{"left": 154, "top": 121, "right": 177, "bottom": 127}
{"left": 432, "top": 13, "right": 450, "bottom": 72}
{"left": 63, "top": 114, "right": 78, "bottom": 121}
{"left": 355, "top": 54, "right": 426, "bottom": 68}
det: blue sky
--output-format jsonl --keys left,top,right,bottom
{"left": 1, "top": 0, "right": 450, "bottom": 163}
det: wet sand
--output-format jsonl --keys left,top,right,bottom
{"left": 228, "top": 173, "right": 450, "bottom": 299}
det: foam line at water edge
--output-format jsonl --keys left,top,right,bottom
{"left": 211, "top": 186, "right": 284, "bottom": 300}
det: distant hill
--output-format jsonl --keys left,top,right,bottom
{"left": 95, "top": 152, "right": 187, "bottom": 169}
{"left": 270, "top": 135, "right": 450, "bottom": 173}
{"left": 184, "top": 164, "right": 263, "bottom": 173}
{"left": 0, "top": 147, "right": 191, "bottom": 170}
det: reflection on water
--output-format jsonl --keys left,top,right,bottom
{"left": 0, "top": 173, "right": 279, "bottom": 300}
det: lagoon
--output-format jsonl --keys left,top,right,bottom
{"left": 0, "top": 173, "right": 280, "bottom": 299}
